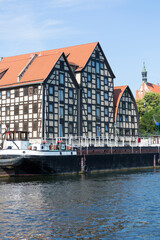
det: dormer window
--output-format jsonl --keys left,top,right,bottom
{"left": 0, "top": 68, "right": 8, "bottom": 80}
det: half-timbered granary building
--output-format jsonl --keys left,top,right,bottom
{"left": 0, "top": 42, "right": 139, "bottom": 143}
{"left": 0, "top": 52, "right": 78, "bottom": 141}
{"left": 114, "top": 86, "right": 139, "bottom": 137}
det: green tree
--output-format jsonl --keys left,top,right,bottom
{"left": 136, "top": 92, "right": 160, "bottom": 135}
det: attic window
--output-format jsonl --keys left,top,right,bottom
{"left": 0, "top": 68, "right": 8, "bottom": 80}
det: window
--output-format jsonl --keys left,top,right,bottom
{"left": 87, "top": 89, "right": 91, "bottom": 98}
{"left": 125, "top": 129, "right": 130, "bottom": 136}
{"left": 6, "top": 106, "right": 10, "bottom": 116}
{"left": 96, "top": 125, "right": 100, "bottom": 136}
{"left": 88, "top": 105, "right": 92, "bottom": 114}
{"left": 95, "top": 50, "right": 99, "bottom": 59}
{"left": 105, "top": 123, "right": 108, "bottom": 132}
{"left": 125, "top": 115, "right": 128, "bottom": 122}
{"left": 96, "top": 77, "right": 100, "bottom": 89}
{"left": 15, "top": 89, "right": 19, "bottom": 97}
{"left": 104, "top": 77, "right": 108, "bottom": 85}
{"left": 69, "top": 106, "right": 73, "bottom": 115}
{"left": 49, "top": 104, "right": 53, "bottom": 113}
{"left": 14, "top": 105, "right": 19, "bottom": 115}
{"left": 68, "top": 123, "right": 73, "bottom": 134}
{"left": 91, "top": 60, "right": 95, "bottom": 67}
{"left": 96, "top": 92, "right": 100, "bottom": 104}
{"left": 125, "top": 91, "right": 128, "bottom": 97}
{"left": 49, "top": 86, "right": 54, "bottom": 95}
{"left": 24, "top": 105, "right": 28, "bottom": 114}
{"left": 69, "top": 89, "right": 73, "bottom": 98}
{"left": 6, "top": 90, "right": 10, "bottom": 98}
{"left": 60, "top": 61, "right": 64, "bottom": 70}
{"left": 104, "top": 92, "right": 108, "bottom": 100}
{"left": 122, "top": 102, "right": 125, "bottom": 110}
{"left": 49, "top": 127, "right": 54, "bottom": 133}
{"left": 100, "top": 62, "right": 104, "bottom": 69}
{"left": 119, "top": 115, "right": 123, "bottom": 122}
{"left": 59, "top": 73, "right": 64, "bottom": 85}
{"left": 128, "top": 102, "right": 131, "bottom": 110}
{"left": 87, "top": 73, "right": 91, "bottom": 82}
{"left": 104, "top": 107, "right": 108, "bottom": 116}
{"left": 132, "top": 129, "right": 135, "bottom": 136}
{"left": 0, "top": 91, "right": 2, "bottom": 98}
{"left": 24, "top": 88, "right": 28, "bottom": 96}
{"left": 0, "top": 107, "right": 1, "bottom": 116}
{"left": 96, "top": 107, "right": 100, "bottom": 119}
{"left": 119, "top": 128, "right": 123, "bottom": 136}
{"left": 59, "top": 123, "right": 64, "bottom": 137}
{"left": 59, "top": 89, "right": 64, "bottom": 102}
{"left": 131, "top": 116, "right": 134, "bottom": 123}
{"left": 29, "top": 87, "right": 33, "bottom": 96}
{"left": 33, "top": 103, "right": 38, "bottom": 114}
{"left": 33, "top": 86, "right": 38, "bottom": 95}
{"left": 96, "top": 62, "right": 100, "bottom": 73}
{"left": 88, "top": 122, "right": 92, "bottom": 131}
{"left": 60, "top": 106, "right": 64, "bottom": 118}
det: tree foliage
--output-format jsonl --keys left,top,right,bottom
{"left": 136, "top": 92, "right": 160, "bottom": 135}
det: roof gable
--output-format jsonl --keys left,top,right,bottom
{"left": 114, "top": 85, "right": 138, "bottom": 123}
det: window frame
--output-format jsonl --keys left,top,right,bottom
{"left": 59, "top": 73, "right": 64, "bottom": 85}
{"left": 104, "top": 92, "right": 108, "bottom": 100}
{"left": 59, "top": 89, "right": 64, "bottom": 102}
{"left": 87, "top": 89, "right": 91, "bottom": 98}
{"left": 6, "top": 90, "right": 10, "bottom": 98}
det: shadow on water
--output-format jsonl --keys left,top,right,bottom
{"left": 0, "top": 167, "right": 159, "bottom": 184}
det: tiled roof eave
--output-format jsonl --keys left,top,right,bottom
{"left": 0, "top": 79, "right": 44, "bottom": 89}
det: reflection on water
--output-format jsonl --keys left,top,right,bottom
{"left": 1, "top": 170, "right": 160, "bottom": 239}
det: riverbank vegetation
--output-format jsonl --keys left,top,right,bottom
{"left": 136, "top": 92, "right": 160, "bottom": 136}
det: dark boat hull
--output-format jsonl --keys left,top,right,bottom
{"left": 0, "top": 152, "right": 159, "bottom": 177}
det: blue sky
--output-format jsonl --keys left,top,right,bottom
{"left": 0, "top": 0, "right": 160, "bottom": 96}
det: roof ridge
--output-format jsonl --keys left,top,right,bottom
{"left": 2, "top": 42, "right": 98, "bottom": 60}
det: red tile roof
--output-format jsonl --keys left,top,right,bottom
{"left": 0, "top": 42, "right": 99, "bottom": 88}
{"left": 114, "top": 86, "right": 128, "bottom": 122}
{"left": 0, "top": 52, "right": 62, "bottom": 87}
{"left": 147, "top": 82, "right": 160, "bottom": 95}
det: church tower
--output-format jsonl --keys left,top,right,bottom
{"left": 142, "top": 62, "right": 147, "bottom": 83}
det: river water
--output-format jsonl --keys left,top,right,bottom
{"left": 0, "top": 169, "right": 160, "bottom": 239}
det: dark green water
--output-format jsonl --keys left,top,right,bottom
{"left": 1, "top": 169, "right": 160, "bottom": 239}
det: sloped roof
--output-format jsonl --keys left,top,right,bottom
{"left": 0, "top": 52, "right": 62, "bottom": 88}
{"left": 0, "top": 42, "right": 115, "bottom": 88}
{"left": 114, "top": 85, "right": 128, "bottom": 122}
{"left": 147, "top": 82, "right": 160, "bottom": 95}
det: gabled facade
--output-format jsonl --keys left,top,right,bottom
{"left": 114, "top": 86, "right": 139, "bottom": 137}
{"left": 75, "top": 43, "right": 115, "bottom": 137}
{"left": 136, "top": 63, "right": 160, "bottom": 100}
{"left": 0, "top": 52, "right": 78, "bottom": 141}
{"left": 0, "top": 42, "right": 139, "bottom": 142}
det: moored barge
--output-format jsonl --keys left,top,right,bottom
{"left": 0, "top": 131, "right": 160, "bottom": 177}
